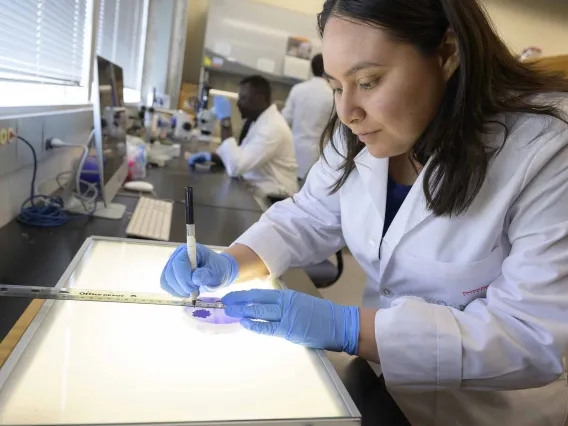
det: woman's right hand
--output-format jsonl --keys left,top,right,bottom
{"left": 160, "top": 244, "right": 239, "bottom": 298}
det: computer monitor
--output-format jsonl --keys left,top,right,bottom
{"left": 60, "top": 56, "right": 128, "bottom": 219}
{"left": 91, "top": 55, "right": 129, "bottom": 218}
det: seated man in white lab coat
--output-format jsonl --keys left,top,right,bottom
{"left": 188, "top": 76, "right": 298, "bottom": 198}
{"left": 282, "top": 54, "right": 334, "bottom": 180}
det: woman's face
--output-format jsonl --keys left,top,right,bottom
{"left": 322, "top": 17, "right": 452, "bottom": 158}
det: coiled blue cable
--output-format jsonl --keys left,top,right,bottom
{"left": 17, "top": 195, "right": 69, "bottom": 227}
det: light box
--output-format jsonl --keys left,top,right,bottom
{"left": 0, "top": 237, "right": 359, "bottom": 425}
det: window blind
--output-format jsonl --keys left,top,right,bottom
{"left": 0, "top": 0, "right": 89, "bottom": 85}
{"left": 96, "top": 0, "right": 145, "bottom": 90}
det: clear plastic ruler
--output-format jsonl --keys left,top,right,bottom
{"left": 0, "top": 285, "right": 225, "bottom": 309}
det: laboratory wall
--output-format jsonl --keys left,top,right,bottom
{"left": 183, "top": 0, "right": 210, "bottom": 84}
{"left": 142, "top": 0, "right": 176, "bottom": 99}
{"left": 481, "top": 0, "right": 568, "bottom": 56}
{"left": 249, "top": 0, "right": 568, "bottom": 57}
{"left": 0, "top": 109, "right": 92, "bottom": 229}
{"left": 142, "top": 0, "right": 188, "bottom": 108}
{"left": 249, "top": 0, "right": 323, "bottom": 15}
{"left": 165, "top": 0, "right": 190, "bottom": 109}
{"left": 181, "top": 0, "right": 324, "bottom": 85}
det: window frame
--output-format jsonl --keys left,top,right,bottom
{"left": 0, "top": 0, "right": 149, "bottom": 115}
{"left": 93, "top": 0, "right": 149, "bottom": 101}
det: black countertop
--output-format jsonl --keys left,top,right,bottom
{"left": 145, "top": 140, "right": 263, "bottom": 212}
{"left": 0, "top": 143, "right": 409, "bottom": 426}
{"left": 147, "top": 168, "right": 263, "bottom": 212}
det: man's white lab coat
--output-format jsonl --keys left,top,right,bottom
{"left": 235, "top": 107, "right": 568, "bottom": 425}
{"left": 216, "top": 104, "right": 298, "bottom": 197}
{"left": 282, "top": 77, "right": 334, "bottom": 179}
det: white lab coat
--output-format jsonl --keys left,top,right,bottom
{"left": 282, "top": 77, "right": 334, "bottom": 179}
{"left": 235, "top": 107, "right": 568, "bottom": 425}
{"left": 216, "top": 104, "right": 299, "bottom": 197}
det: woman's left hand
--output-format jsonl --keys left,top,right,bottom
{"left": 223, "top": 289, "right": 360, "bottom": 355}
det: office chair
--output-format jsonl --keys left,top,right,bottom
{"left": 267, "top": 195, "right": 344, "bottom": 288}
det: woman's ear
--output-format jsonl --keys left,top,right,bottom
{"left": 439, "top": 29, "right": 460, "bottom": 81}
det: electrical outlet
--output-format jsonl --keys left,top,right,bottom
{"left": 0, "top": 127, "right": 15, "bottom": 145}
{"left": 5, "top": 109, "right": 93, "bottom": 180}
{"left": 16, "top": 117, "right": 44, "bottom": 168}
{"left": 0, "top": 119, "right": 19, "bottom": 178}
{"left": 43, "top": 110, "right": 93, "bottom": 150}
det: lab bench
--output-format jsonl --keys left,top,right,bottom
{"left": 0, "top": 139, "right": 410, "bottom": 426}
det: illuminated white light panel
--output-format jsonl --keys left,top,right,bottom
{"left": 0, "top": 240, "right": 350, "bottom": 425}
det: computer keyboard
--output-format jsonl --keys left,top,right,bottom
{"left": 126, "top": 197, "right": 173, "bottom": 241}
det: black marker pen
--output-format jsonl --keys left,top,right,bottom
{"left": 185, "top": 187, "right": 198, "bottom": 303}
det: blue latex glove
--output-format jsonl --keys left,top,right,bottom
{"left": 223, "top": 289, "right": 360, "bottom": 355}
{"left": 188, "top": 151, "right": 212, "bottom": 167}
{"left": 214, "top": 96, "right": 232, "bottom": 120}
{"left": 160, "top": 244, "right": 239, "bottom": 298}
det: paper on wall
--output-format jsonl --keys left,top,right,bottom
{"left": 257, "top": 58, "right": 276, "bottom": 74}
{"left": 283, "top": 55, "right": 310, "bottom": 80}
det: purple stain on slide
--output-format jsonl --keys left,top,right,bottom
{"left": 184, "top": 297, "right": 240, "bottom": 324}
{"left": 192, "top": 309, "right": 212, "bottom": 319}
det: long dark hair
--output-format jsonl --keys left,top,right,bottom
{"left": 318, "top": 0, "right": 568, "bottom": 216}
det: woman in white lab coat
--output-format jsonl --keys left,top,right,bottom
{"left": 161, "top": 0, "right": 568, "bottom": 424}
